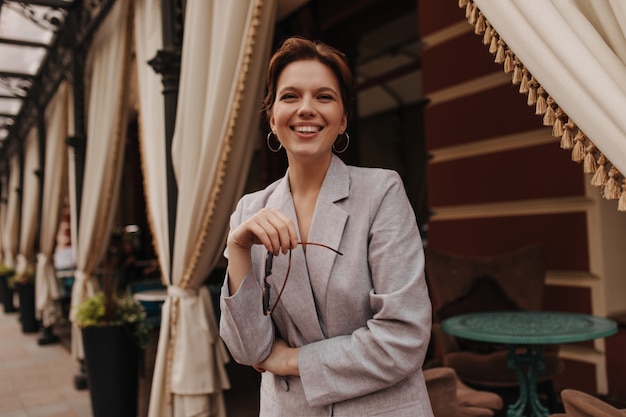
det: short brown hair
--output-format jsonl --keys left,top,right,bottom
{"left": 262, "top": 36, "right": 354, "bottom": 122}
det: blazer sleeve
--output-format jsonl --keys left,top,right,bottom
{"left": 219, "top": 196, "right": 275, "bottom": 366}
{"left": 298, "top": 171, "right": 432, "bottom": 407}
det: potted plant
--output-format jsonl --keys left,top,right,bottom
{"left": 75, "top": 284, "right": 149, "bottom": 417}
{"left": 0, "top": 263, "right": 17, "bottom": 313}
{"left": 9, "top": 268, "right": 38, "bottom": 333}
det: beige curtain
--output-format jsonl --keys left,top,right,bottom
{"left": 2, "top": 154, "right": 20, "bottom": 269}
{"left": 463, "top": 0, "right": 626, "bottom": 210}
{"left": 15, "top": 127, "right": 39, "bottom": 277}
{"left": 35, "top": 81, "right": 69, "bottom": 326}
{"left": 69, "top": 0, "right": 133, "bottom": 359}
{"left": 133, "top": 0, "right": 170, "bottom": 284}
{"left": 148, "top": 0, "right": 277, "bottom": 415}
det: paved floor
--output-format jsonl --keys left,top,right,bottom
{"left": 0, "top": 308, "right": 92, "bottom": 417}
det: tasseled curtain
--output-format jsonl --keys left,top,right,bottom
{"left": 133, "top": 0, "right": 170, "bottom": 287}
{"left": 145, "top": 0, "right": 277, "bottom": 415}
{"left": 461, "top": 0, "right": 626, "bottom": 211}
{"left": 35, "top": 81, "right": 70, "bottom": 327}
{"left": 68, "top": 0, "right": 133, "bottom": 359}
{"left": 15, "top": 127, "right": 39, "bottom": 279}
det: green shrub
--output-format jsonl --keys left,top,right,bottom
{"left": 76, "top": 292, "right": 150, "bottom": 348}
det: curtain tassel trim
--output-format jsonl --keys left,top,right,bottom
{"left": 560, "top": 119, "right": 575, "bottom": 150}
{"left": 619, "top": 180, "right": 626, "bottom": 211}
{"left": 583, "top": 145, "right": 598, "bottom": 174}
{"left": 591, "top": 156, "right": 608, "bottom": 188}
{"left": 166, "top": 297, "right": 180, "bottom": 404}
{"left": 461, "top": 0, "right": 626, "bottom": 210}
{"left": 605, "top": 167, "right": 621, "bottom": 199}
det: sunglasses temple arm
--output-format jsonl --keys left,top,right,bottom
{"left": 297, "top": 241, "right": 343, "bottom": 256}
{"left": 267, "top": 249, "right": 292, "bottom": 315}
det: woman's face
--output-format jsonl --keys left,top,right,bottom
{"left": 270, "top": 59, "right": 347, "bottom": 162}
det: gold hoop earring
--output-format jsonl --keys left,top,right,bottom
{"left": 266, "top": 131, "right": 282, "bottom": 152}
{"left": 333, "top": 132, "right": 350, "bottom": 154}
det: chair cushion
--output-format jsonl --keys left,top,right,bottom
{"left": 559, "top": 389, "right": 626, "bottom": 417}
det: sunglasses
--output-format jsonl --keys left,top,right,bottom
{"left": 263, "top": 242, "right": 343, "bottom": 315}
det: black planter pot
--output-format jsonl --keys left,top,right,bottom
{"left": 17, "top": 282, "right": 39, "bottom": 333}
{"left": 0, "top": 273, "right": 17, "bottom": 313}
{"left": 82, "top": 324, "right": 140, "bottom": 417}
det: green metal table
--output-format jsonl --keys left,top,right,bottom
{"left": 441, "top": 311, "right": 617, "bottom": 417}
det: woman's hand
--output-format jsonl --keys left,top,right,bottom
{"left": 226, "top": 208, "right": 298, "bottom": 294}
{"left": 253, "top": 338, "right": 300, "bottom": 376}
{"left": 228, "top": 208, "right": 298, "bottom": 255}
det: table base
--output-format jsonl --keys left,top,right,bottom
{"left": 506, "top": 345, "right": 549, "bottom": 417}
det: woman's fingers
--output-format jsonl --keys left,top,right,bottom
{"left": 230, "top": 208, "right": 298, "bottom": 255}
{"left": 263, "top": 209, "right": 298, "bottom": 254}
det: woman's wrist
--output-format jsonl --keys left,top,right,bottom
{"left": 226, "top": 245, "right": 253, "bottom": 294}
{"left": 288, "top": 347, "right": 301, "bottom": 376}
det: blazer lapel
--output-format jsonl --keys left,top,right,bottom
{"left": 265, "top": 174, "right": 326, "bottom": 342}
{"left": 305, "top": 155, "right": 350, "bottom": 317}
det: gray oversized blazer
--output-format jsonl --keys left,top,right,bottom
{"left": 220, "top": 155, "right": 434, "bottom": 417}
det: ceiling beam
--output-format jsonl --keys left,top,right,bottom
{"left": 3, "top": 0, "right": 119, "bottom": 155}
{"left": 357, "top": 59, "right": 421, "bottom": 91}
{"left": 0, "top": 37, "right": 48, "bottom": 48}
{"left": 0, "top": 95, "right": 23, "bottom": 99}
{"left": 0, "top": 71, "right": 35, "bottom": 79}
{"left": 318, "top": 0, "right": 415, "bottom": 40}
{"left": 5, "top": 0, "right": 73, "bottom": 8}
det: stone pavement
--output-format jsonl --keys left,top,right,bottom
{"left": 0, "top": 308, "right": 92, "bottom": 417}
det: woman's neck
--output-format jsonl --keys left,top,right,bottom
{"left": 287, "top": 156, "right": 331, "bottom": 242}
{"left": 287, "top": 154, "right": 331, "bottom": 197}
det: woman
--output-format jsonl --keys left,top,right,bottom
{"left": 220, "top": 36, "right": 434, "bottom": 416}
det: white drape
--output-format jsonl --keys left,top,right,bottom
{"left": 466, "top": 0, "right": 626, "bottom": 209}
{"left": 69, "top": 0, "right": 133, "bottom": 359}
{"left": 147, "top": 0, "right": 277, "bottom": 415}
{"left": 16, "top": 127, "right": 39, "bottom": 278}
{"left": 35, "top": 81, "right": 69, "bottom": 326}
{"left": 133, "top": 0, "right": 170, "bottom": 285}
{"left": 2, "top": 154, "right": 20, "bottom": 269}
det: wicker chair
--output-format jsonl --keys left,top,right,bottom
{"left": 425, "top": 245, "right": 563, "bottom": 410}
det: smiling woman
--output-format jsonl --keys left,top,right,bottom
{"left": 220, "top": 36, "right": 435, "bottom": 417}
